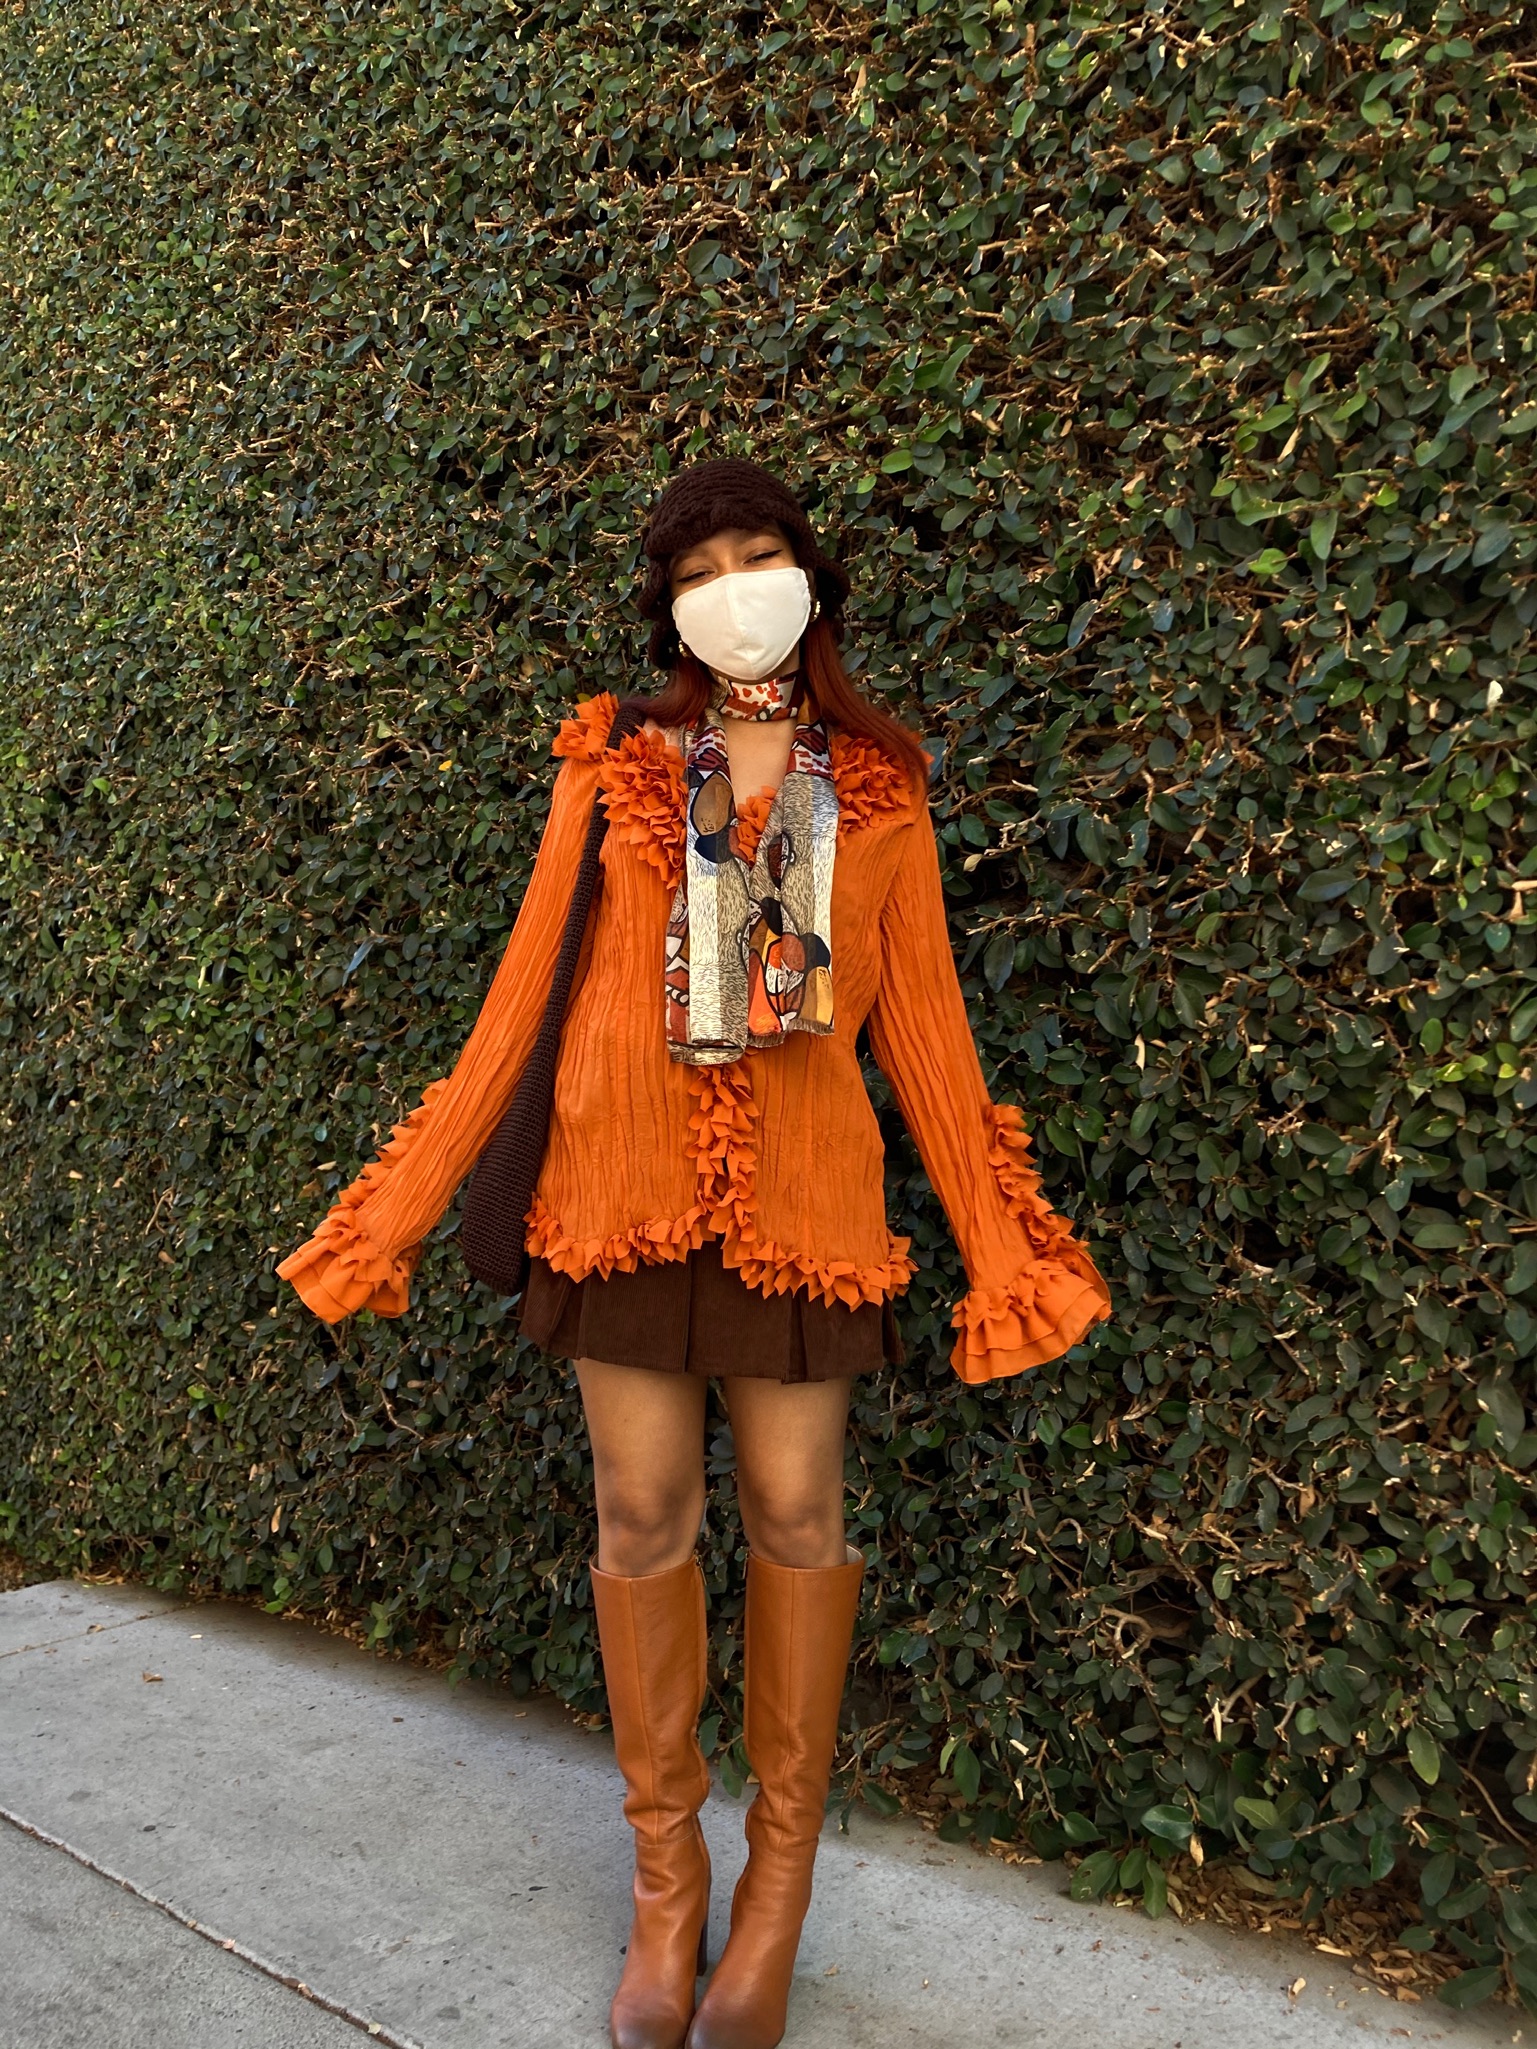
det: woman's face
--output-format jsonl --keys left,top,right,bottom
{"left": 668, "top": 522, "right": 798, "bottom": 599}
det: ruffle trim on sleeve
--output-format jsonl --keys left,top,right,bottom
{"left": 948, "top": 1265, "right": 1112, "bottom": 1384}
{"left": 274, "top": 1077, "right": 452, "bottom": 1323}
{"left": 828, "top": 729, "right": 919, "bottom": 837}
{"left": 597, "top": 727, "right": 687, "bottom": 884}
{"left": 945, "top": 1099, "right": 1112, "bottom": 1380}
{"left": 985, "top": 1102, "right": 1085, "bottom": 1259}
{"left": 552, "top": 691, "right": 620, "bottom": 761}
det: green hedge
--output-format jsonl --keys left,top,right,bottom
{"left": 2, "top": 0, "right": 1535, "bottom": 2013}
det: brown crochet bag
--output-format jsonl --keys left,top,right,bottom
{"left": 459, "top": 694, "right": 652, "bottom": 1298}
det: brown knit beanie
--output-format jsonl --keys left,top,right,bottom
{"left": 637, "top": 457, "right": 851, "bottom": 668}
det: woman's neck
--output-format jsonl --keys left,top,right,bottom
{"left": 717, "top": 716, "right": 797, "bottom": 808}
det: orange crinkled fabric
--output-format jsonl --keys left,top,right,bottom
{"left": 684, "top": 1062, "right": 915, "bottom": 1308}
{"left": 984, "top": 1102, "right": 1083, "bottom": 1258}
{"left": 730, "top": 788, "right": 776, "bottom": 866}
{"left": 829, "top": 727, "right": 917, "bottom": 838}
{"left": 274, "top": 693, "right": 1114, "bottom": 1381}
{"left": 596, "top": 728, "right": 825, "bottom": 879}
{"left": 524, "top": 1192, "right": 711, "bottom": 1279}
{"left": 551, "top": 690, "right": 620, "bottom": 761}
{"left": 948, "top": 1265, "right": 1112, "bottom": 1383}
{"left": 523, "top": 1059, "right": 912, "bottom": 1309}
{"left": 942, "top": 1103, "right": 1111, "bottom": 1380}
{"left": 597, "top": 727, "right": 687, "bottom": 883}
{"left": 275, "top": 1076, "right": 452, "bottom": 1320}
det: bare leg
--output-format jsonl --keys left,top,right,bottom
{"left": 576, "top": 1355, "right": 710, "bottom": 1577}
{"left": 721, "top": 1375, "right": 852, "bottom": 1569}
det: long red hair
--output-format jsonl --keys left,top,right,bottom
{"left": 637, "top": 620, "right": 932, "bottom": 798}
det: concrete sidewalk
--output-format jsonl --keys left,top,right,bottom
{"left": 0, "top": 1580, "right": 1517, "bottom": 2049}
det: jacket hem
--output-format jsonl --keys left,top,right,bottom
{"left": 687, "top": 1059, "right": 915, "bottom": 1308}
{"left": 524, "top": 1195, "right": 713, "bottom": 1280}
{"left": 524, "top": 1201, "right": 913, "bottom": 1310}
{"left": 524, "top": 1058, "right": 915, "bottom": 1311}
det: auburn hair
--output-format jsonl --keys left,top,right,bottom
{"left": 637, "top": 619, "right": 932, "bottom": 800}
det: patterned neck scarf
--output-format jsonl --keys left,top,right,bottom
{"left": 706, "top": 666, "right": 801, "bottom": 722}
{"left": 664, "top": 693, "right": 839, "bottom": 1065}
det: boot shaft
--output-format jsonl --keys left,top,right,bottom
{"left": 592, "top": 1553, "right": 712, "bottom": 1839}
{"left": 740, "top": 1548, "right": 864, "bottom": 1854}
{"left": 684, "top": 1548, "right": 866, "bottom": 2049}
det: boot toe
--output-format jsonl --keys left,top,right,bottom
{"left": 612, "top": 1993, "right": 696, "bottom": 2049}
{"left": 683, "top": 1975, "right": 786, "bottom": 2049}
{"left": 684, "top": 2008, "right": 782, "bottom": 2049}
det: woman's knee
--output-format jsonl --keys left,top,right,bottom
{"left": 576, "top": 1355, "right": 707, "bottom": 1575}
{"left": 726, "top": 1377, "right": 851, "bottom": 1568}
{"left": 594, "top": 1474, "right": 706, "bottom": 1576}
{"left": 736, "top": 1482, "right": 846, "bottom": 1569}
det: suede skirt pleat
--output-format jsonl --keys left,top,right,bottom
{"left": 517, "top": 1236, "right": 904, "bottom": 1382}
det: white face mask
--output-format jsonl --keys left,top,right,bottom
{"left": 671, "top": 565, "right": 812, "bottom": 681}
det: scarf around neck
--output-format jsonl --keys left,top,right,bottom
{"left": 663, "top": 697, "right": 839, "bottom": 1065}
{"left": 706, "top": 665, "right": 800, "bottom": 721}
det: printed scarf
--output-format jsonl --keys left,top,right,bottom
{"left": 663, "top": 701, "right": 839, "bottom": 1065}
{"left": 706, "top": 665, "right": 800, "bottom": 721}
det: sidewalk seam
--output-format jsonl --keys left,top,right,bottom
{"left": 0, "top": 1804, "right": 427, "bottom": 2049}
{"left": 0, "top": 1606, "right": 192, "bottom": 1660}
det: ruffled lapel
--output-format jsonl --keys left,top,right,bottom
{"left": 555, "top": 693, "right": 913, "bottom": 890}
{"left": 826, "top": 727, "right": 919, "bottom": 838}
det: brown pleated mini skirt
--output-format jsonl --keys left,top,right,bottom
{"left": 517, "top": 1236, "right": 905, "bottom": 1382}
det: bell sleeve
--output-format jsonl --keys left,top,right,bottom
{"left": 274, "top": 712, "right": 611, "bottom": 1324}
{"left": 865, "top": 797, "right": 1113, "bottom": 1383}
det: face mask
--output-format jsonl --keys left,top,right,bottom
{"left": 671, "top": 565, "right": 812, "bottom": 682}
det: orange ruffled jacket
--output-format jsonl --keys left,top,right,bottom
{"left": 276, "top": 693, "right": 1113, "bottom": 1383}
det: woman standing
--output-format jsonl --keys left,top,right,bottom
{"left": 277, "top": 458, "right": 1112, "bottom": 2049}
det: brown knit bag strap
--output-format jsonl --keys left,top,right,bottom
{"left": 459, "top": 694, "right": 653, "bottom": 1299}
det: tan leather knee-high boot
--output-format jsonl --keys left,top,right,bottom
{"left": 591, "top": 1553, "right": 714, "bottom": 2049}
{"left": 685, "top": 1544, "right": 864, "bottom": 2049}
